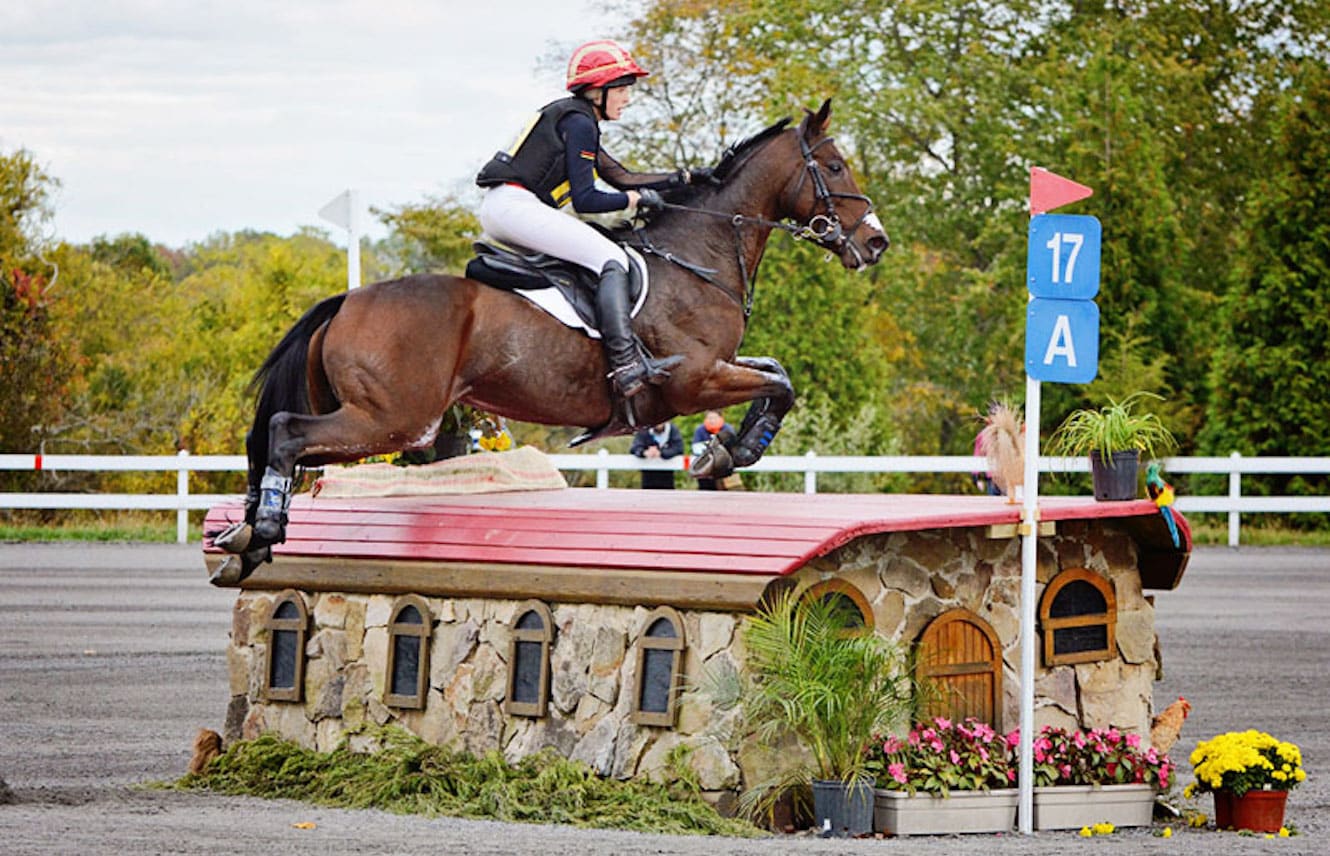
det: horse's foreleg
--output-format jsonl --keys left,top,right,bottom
{"left": 730, "top": 357, "right": 794, "bottom": 468}
{"left": 688, "top": 356, "right": 794, "bottom": 477}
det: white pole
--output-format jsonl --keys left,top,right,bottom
{"left": 1017, "top": 374, "right": 1042, "bottom": 833}
{"left": 176, "top": 449, "right": 189, "bottom": 544}
{"left": 347, "top": 189, "right": 361, "bottom": 290}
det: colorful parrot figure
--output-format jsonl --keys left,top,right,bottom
{"left": 1145, "top": 461, "right": 1180, "bottom": 548}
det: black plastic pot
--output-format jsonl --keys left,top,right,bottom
{"left": 1089, "top": 450, "right": 1140, "bottom": 501}
{"left": 812, "top": 777, "right": 874, "bottom": 837}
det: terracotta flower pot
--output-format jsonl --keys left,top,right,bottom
{"left": 1213, "top": 789, "right": 1287, "bottom": 833}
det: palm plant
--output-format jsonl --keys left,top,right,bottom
{"left": 735, "top": 588, "right": 916, "bottom": 819}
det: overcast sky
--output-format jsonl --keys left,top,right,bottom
{"left": 1, "top": 1, "right": 627, "bottom": 248}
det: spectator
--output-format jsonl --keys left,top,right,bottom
{"left": 691, "top": 410, "right": 736, "bottom": 490}
{"left": 630, "top": 421, "right": 683, "bottom": 489}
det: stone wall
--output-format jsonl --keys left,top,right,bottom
{"left": 225, "top": 520, "right": 1159, "bottom": 803}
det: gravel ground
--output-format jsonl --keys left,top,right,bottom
{"left": 0, "top": 542, "right": 1326, "bottom": 855}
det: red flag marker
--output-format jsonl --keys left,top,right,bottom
{"left": 1030, "top": 167, "right": 1093, "bottom": 215}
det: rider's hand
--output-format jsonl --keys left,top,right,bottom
{"left": 635, "top": 188, "right": 665, "bottom": 214}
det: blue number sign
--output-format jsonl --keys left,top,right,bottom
{"left": 1027, "top": 214, "right": 1102, "bottom": 300}
{"left": 1026, "top": 298, "right": 1099, "bottom": 383}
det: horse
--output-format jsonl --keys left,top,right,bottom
{"left": 210, "top": 98, "right": 888, "bottom": 584}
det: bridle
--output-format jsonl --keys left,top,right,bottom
{"left": 632, "top": 128, "right": 877, "bottom": 318}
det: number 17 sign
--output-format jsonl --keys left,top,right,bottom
{"left": 1027, "top": 214, "right": 1101, "bottom": 299}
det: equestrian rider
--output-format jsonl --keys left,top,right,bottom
{"left": 476, "top": 39, "right": 708, "bottom": 399}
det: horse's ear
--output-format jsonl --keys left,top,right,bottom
{"left": 802, "top": 98, "right": 833, "bottom": 139}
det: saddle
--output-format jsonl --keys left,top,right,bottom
{"left": 464, "top": 241, "right": 646, "bottom": 333}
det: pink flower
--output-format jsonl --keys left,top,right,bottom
{"left": 950, "top": 749, "right": 961, "bottom": 765}
{"left": 883, "top": 736, "right": 904, "bottom": 754}
{"left": 1059, "top": 763, "right": 1072, "bottom": 780}
{"left": 889, "top": 762, "right": 908, "bottom": 784}
{"left": 1034, "top": 749, "right": 1046, "bottom": 763}
{"left": 979, "top": 747, "right": 990, "bottom": 762}
{"left": 1126, "top": 732, "right": 1141, "bottom": 749}
{"left": 930, "top": 738, "right": 945, "bottom": 753}
{"left": 1006, "top": 769, "right": 1016, "bottom": 782}
{"left": 1006, "top": 731, "right": 1021, "bottom": 748}
{"left": 935, "top": 717, "right": 952, "bottom": 730}
{"left": 1073, "top": 731, "right": 1087, "bottom": 748}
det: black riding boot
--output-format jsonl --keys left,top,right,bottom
{"left": 596, "top": 261, "right": 679, "bottom": 398}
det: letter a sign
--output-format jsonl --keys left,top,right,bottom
{"left": 1025, "top": 168, "right": 1099, "bottom": 384}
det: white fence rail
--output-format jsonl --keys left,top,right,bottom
{"left": 2, "top": 451, "right": 1328, "bottom": 547}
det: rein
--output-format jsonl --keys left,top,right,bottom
{"left": 630, "top": 131, "right": 876, "bottom": 319}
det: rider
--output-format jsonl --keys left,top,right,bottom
{"left": 476, "top": 39, "right": 708, "bottom": 399}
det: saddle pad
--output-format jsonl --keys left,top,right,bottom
{"left": 511, "top": 246, "right": 650, "bottom": 339}
{"left": 310, "top": 446, "right": 568, "bottom": 498}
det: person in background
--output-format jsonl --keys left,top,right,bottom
{"left": 630, "top": 421, "right": 683, "bottom": 489}
{"left": 691, "top": 410, "right": 735, "bottom": 490}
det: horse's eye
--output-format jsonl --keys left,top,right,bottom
{"left": 827, "top": 160, "right": 845, "bottom": 175}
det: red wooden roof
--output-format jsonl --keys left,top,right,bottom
{"left": 203, "top": 489, "right": 1190, "bottom": 588}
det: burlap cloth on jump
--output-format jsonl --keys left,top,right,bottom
{"left": 310, "top": 446, "right": 567, "bottom": 498}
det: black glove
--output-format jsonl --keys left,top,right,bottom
{"left": 636, "top": 188, "right": 666, "bottom": 214}
{"left": 687, "top": 166, "right": 718, "bottom": 185}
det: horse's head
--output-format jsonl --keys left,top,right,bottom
{"left": 783, "top": 99, "right": 889, "bottom": 270}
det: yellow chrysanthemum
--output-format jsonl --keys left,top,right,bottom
{"left": 1079, "top": 826, "right": 1093, "bottom": 837}
{"left": 1279, "top": 827, "right": 1290, "bottom": 837}
{"left": 1093, "top": 822, "right": 1115, "bottom": 835}
{"left": 1162, "top": 827, "right": 1173, "bottom": 838}
{"left": 1294, "top": 769, "right": 1306, "bottom": 782}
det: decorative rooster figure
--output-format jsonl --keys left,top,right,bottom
{"left": 1145, "top": 461, "right": 1180, "bottom": 548}
{"left": 978, "top": 400, "right": 1025, "bottom": 504}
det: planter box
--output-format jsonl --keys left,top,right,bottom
{"left": 874, "top": 788, "right": 1017, "bottom": 836}
{"left": 1033, "top": 784, "right": 1155, "bottom": 830}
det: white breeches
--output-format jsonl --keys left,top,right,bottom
{"left": 478, "top": 183, "right": 628, "bottom": 275}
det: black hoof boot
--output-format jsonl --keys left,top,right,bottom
{"left": 689, "top": 437, "right": 735, "bottom": 480}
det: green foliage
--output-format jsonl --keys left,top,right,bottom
{"left": 735, "top": 588, "right": 916, "bottom": 817}
{"left": 177, "top": 729, "right": 762, "bottom": 837}
{"left": 375, "top": 194, "right": 480, "bottom": 276}
{"left": 1048, "top": 392, "right": 1177, "bottom": 460}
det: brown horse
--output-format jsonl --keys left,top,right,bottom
{"left": 211, "top": 99, "right": 888, "bottom": 583}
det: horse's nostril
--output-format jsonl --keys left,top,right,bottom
{"left": 868, "top": 233, "right": 890, "bottom": 255}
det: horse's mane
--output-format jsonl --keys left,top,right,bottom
{"left": 712, "top": 117, "right": 793, "bottom": 182}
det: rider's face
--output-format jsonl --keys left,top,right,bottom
{"left": 602, "top": 85, "right": 631, "bottom": 121}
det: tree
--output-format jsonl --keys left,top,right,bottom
{"left": 1199, "top": 62, "right": 1330, "bottom": 490}
{"left": 0, "top": 149, "right": 71, "bottom": 463}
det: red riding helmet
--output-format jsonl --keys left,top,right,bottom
{"left": 566, "top": 39, "right": 648, "bottom": 92}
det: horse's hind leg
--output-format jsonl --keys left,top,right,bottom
{"left": 252, "top": 405, "right": 437, "bottom": 544}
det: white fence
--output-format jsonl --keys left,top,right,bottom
{"left": 2, "top": 451, "right": 1328, "bottom": 547}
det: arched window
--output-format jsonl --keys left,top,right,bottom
{"left": 916, "top": 608, "right": 1004, "bottom": 727}
{"left": 385, "top": 595, "right": 432, "bottom": 710}
{"left": 1040, "top": 568, "right": 1117, "bottom": 666}
{"left": 800, "top": 579, "right": 873, "bottom": 634}
{"left": 264, "top": 591, "right": 308, "bottom": 703}
{"left": 631, "top": 606, "right": 686, "bottom": 727}
{"left": 504, "top": 600, "right": 554, "bottom": 718}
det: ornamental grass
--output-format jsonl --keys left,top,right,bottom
{"left": 175, "top": 728, "right": 762, "bottom": 837}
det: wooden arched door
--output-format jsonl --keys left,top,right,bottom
{"left": 916, "top": 608, "right": 1004, "bottom": 727}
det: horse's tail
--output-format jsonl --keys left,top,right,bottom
{"left": 245, "top": 294, "right": 348, "bottom": 477}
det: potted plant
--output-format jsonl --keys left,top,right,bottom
{"left": 1186, "top": 730, "right": 1305, "bottom": 832}
{"left": 735, "top": 589, "right": 916, "bottom": 837}
{"left": 867, "top": 717, "right": 1019, "bottom": 835}
{"left": 1025, "top": 724, "right": 1173, "bottom": 830}
{"left": 1048, "top": 392, "right": 1176, "bottom": 501}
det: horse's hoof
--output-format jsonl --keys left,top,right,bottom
{"left": 208, "top": 546, "right": 272, "bottom": 587}
{"left": 209, "top": 555, "right": 246, "bottom": 587}
{"left": 212, "top": 521, "right": 253, "bottom": 554}
{"left": 690, "top": 439, "right": 735, "bottom": 479}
